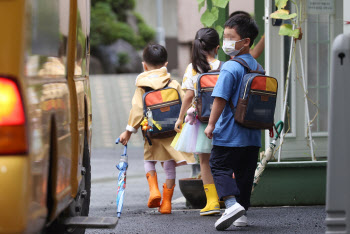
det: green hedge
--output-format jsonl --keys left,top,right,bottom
{"left": 91, "top": 1, "right": 155, "bottom": 49}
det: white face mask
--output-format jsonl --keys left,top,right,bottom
{"left": 222, "top": 39, "right": 245, "bottom": 57}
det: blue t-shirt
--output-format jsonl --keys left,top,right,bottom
{"left": 211, "top": 53, "right": 261, "bottom": 147}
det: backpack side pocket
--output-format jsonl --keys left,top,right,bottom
{"left": 234, "top": 98, "right": 248, "bottom": 125}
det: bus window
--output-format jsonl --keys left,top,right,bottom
{"left": 25, "top": 0, "right": 69, "bottom": 78}
{"left": 75, "top": 0, "right": 89, "bottom": 77}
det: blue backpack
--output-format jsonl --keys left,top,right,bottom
{"left": 231, "top": 58, "right": 278, "bottom": 129}
{"left": 141, "top": 81, "right": 181, "bottom": 145}
{"left": 195, "top": 62, "right": 223, "bottom": 122}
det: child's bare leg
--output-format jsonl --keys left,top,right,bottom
{"left": 147, "top": 170, "right": 155, "bottom": 176}
{"left": 165, "top": 179, "right": 175, "bottom": 188}
{"left": 199, "top": 153, "right": 214, "bottom": 185}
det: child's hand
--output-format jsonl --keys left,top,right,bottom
{"left": 174, "top": 119, "right": 183, "bottom": 133}
{"left": 204, "top": 124, "right": 215, "bottom": 139}
{"left": 119, "top": 131, "right": 132, "bottom": 145}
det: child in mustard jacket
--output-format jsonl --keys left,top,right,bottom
{"left": 118, "top": 44, "right": 195, "bottom": 214}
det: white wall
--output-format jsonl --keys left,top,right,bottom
{"left": 135, "top": 0, "right": 254, "bottom": 73}
{"left": 265, "top": 0, "right": 345, "bottom": 160}
{"left": 229, "top": 0, "right": 254, "bottom": 15}
{"left": 177, "top": 0, "right": 255, "bottom": 44}
{"left": 177, "top": 0, "right": 204, "bottom": 43}
{"left": 135, "top": 0, "right": 178, "bottom": 38}
{"left": 177, "top": 0, "right": 254, "bottom": 74}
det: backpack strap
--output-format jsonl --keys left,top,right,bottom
{"left": 231, "top": 58, "right": 251, "bottom": 72}
{"left": 255, "top": 63, "right": 266, "bottom": 75}
{"left": 143, "top": 87, "right": 153, "bottom": 92}
{"left": 231, "top": 58, "right": 266, "bottom": 75}
{"left": 228, "top": 58, "right": 250, "bottom": 115}
{"left": 142, "top": 79, "right": 172, "bottom": 93}
{"left": 165, "top": 79, "right": 172, "bottom": 87}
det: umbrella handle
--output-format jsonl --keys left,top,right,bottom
{"left": 115, "top": 138, "right": 127, "bottom": 156}
{"left": 273, "top": 121, "right": 284, "bottom": 140}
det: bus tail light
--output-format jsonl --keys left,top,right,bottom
{"left": 0, "top": 77, "right": 27, "bottom": 154}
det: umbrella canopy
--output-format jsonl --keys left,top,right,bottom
{"left": 252, "top": 121, "right": 283, "bottom": 193}
{"left": 115, "top": 138, "right": 128, "bottom": 218}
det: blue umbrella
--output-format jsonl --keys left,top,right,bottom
{"left": 115, "top": 138, "right": 128, "bottom": 218}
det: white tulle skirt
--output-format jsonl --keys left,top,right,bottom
{"left": 171, "top": 121, "right": 212, "bottom": 154}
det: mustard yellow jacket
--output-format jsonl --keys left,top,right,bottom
{"left": 126, "top": 67, "right": 184, "bottom": 133}
{"left": 125, "top": 67, "right": 194, "bottom": 165}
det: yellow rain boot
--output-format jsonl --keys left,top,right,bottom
{"left": 146, "top": 172, "right": 161, "bottom": 208}
{"left": 159, "top": 183, "right": 175, "bottom": 214}
{"left": 200, "top": 184, "right": 221, "bottom": 216}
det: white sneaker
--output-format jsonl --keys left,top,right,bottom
{"left": 214, "top": 203, "right": 245, "bottom": 231}
{"left": 233, "top": 215, "right": 248, "bottom": 227}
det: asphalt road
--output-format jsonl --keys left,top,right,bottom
{"left": 86, "top": 147, "right": 326, "bottom": 234}
{"left": 87, "top": 75, "right": 326, "bottom": 234}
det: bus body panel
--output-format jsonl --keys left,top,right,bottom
{"left": 0, "top": 0, "right": 92, "bottom": 233}
{"left": 0, "top": 158, "right": 29, "bottom": 233}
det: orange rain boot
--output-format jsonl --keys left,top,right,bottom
{"left": 159, "top": 183, "right": 175, "bottom": 214}
{"left": 146, "top": 172, "right": 161, "bottom": 208}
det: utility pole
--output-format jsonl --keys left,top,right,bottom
{"left": 156, "top": 0, "right": 165, "bottom": 47}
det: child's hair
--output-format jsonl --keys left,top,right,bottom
{"left": 224, "top": 14, "right": 258, "bottom": 47}
{"left": 143, "top": 43, "right": 168, "bottom": 67}
{"left": 191, "top": 28, "right": 220, "bottom": 74}
{"left": 229, "top": 10, "right": 251, "bottom": 19}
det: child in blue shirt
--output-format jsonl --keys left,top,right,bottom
{"left": 204, "top": 14, "right": 261, "bottom": 231}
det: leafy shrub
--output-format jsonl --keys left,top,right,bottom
{"left": 92, "top": 0, "right": 135, "bottom": 21}
{"left": 90, "top": 2, "right": 119, "bottom": 46}
{"left": 91, "top": 0, "right": 154, "bottom": 49}
{"left": 117, "top": 52, "right": 129, "bottom": 66}
{"left": 132, "top": 12, "right": 156, "bottom": 49}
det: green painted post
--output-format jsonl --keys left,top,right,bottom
{"left": 206, "top": 0, "right": 229, "bottom": 62}
{"left": 255, "top": 0, "right": 266, "bottom": 151}
{"left": 254, "top": 0, "right": 265, "bottom": 68}
{"left": 206, "top": 0, "right": 212, "bottom": 9}
{"left": 216, "top": 7, "right": 229, "bottom": 62}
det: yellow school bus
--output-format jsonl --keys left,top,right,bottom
{"left": 0, "top": 0, "right": 94, "bottom": 233}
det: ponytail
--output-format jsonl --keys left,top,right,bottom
{"left": 192, "top": 39, "right": 211, "bottom": 73}
{"left": 191, "top": 28, "right": 220, "bottom": 74}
